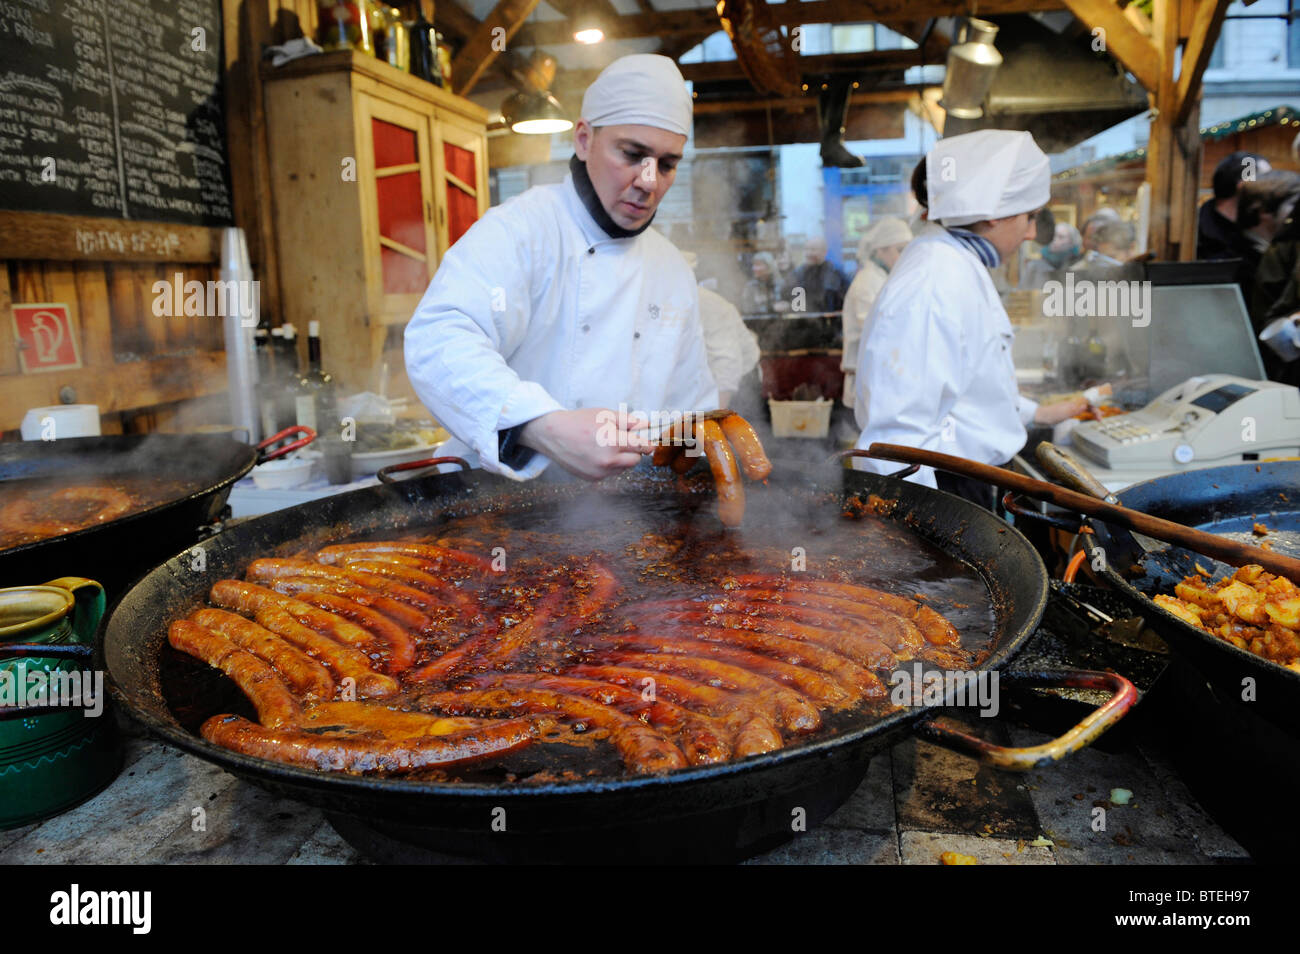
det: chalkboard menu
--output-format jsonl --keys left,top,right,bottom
{"left": 0, "top": 0, "right": 234, "bottom": 225}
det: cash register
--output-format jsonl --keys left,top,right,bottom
{"left": 1072, "top": 374, "right": 1300, "bottom": 482}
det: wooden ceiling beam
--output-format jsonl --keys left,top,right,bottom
{"left": 681, "top": 49, "right": 920, "bottom": 82}
{"left": 692, "top": 86, "right": 922, "bottom": 114}
{"left": 891, "top": 18, "right": 950, "bottom": 62}
{"left": 513, "top": 0, "right": 1064, "bottom": 46}
{"left": 544, "top": 0, "right": 625, "bottom": 35}
{"left": 548, "top": 48, "right": 921, "bottom": 92}
{"left": 450, "top": 0, "right": 544, "bottom": 95}
{"left": 432, "top": 0, "right": 483, "bottom": 44}
{"left": 659, "top": 29, "right": 720, "bottom": 61}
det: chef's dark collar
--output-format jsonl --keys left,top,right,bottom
{"left": 569, "top": 154, "right": 655, "bottom": 240}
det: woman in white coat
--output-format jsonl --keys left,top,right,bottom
{"left": 840, "top": 217, "right": 912, "bottom": 406}
{"left": 853, "top": 130, "right": 1087, "bottom": 507}
{"left": 404, "top": 55, "right": 718, "bottom": 481}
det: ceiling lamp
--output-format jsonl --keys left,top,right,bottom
{"left": 572, "top": 0, "right": 606, "bottom": 44}
{"left": 940, "top": 18, "right": 1002, "bottom": 120}
{"left": 502, "top": 90, "right": 573, "bottom": 134}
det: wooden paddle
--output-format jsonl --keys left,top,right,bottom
{"left": 865, "top": 442, "right": 1300, "bottom": 581}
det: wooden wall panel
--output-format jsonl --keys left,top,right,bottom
{"left": 0, "top": 0, "right": 298, "bottom": 434}
{"left": 0, "top": 268, "right": 16, "bottom": 377}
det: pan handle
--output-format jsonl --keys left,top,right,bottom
{"left": 257, "top": 425, "right": 316, "bottom": 463}
{"left": 913, "top": 669, "right": 1137, "bottom": 771}
{"left": 1035, "top": 442, "right": 1116, "bottom": 504}
{"left": 376, "top": 455, "right": 471, "bottom": 484}
{"left": 1002, "top": 491, "right": 1087, "bottom": 534}
{"left": 828, "top": 448, "right": 920, "bottom": 481}
{"left": 0, "top": 643, "right": 96, "bottom": 721}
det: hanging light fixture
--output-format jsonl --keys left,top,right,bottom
{"left": 572, "top": 0, "right": 606, "bottom": 44}
{"left": 940, "top": 18, "right": 1002, "bottom": 119}
{"left": 502, "top": 90, "right": 573, "bottom": 134}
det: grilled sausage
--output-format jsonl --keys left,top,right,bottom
{"left": 297, "top": 702, "right": 497, "bottom": 739}
{"left": 330, "top": 560, "right": 475, "bottom": 612}
{"left": 729, "top": 574, "right": 961, "bottom": 647}
{"left": 699, "top": 419, "right": 745, "bottom": 526}
{"left": 707, "top": 590, "right": 926, "bottom": 657}
{"left": 315, "top": 542, "right": 492, "bottom": 574}
{"left": 246, "top": 559, "right": 467, "bottom": 616}
{"left": 421, "top": 687, "right": 688, "bottom": 774}
{"left": 250, "top": 604, "right": 398, "bottom": 698}
{"left": 264, "top": 577, "right": 434, "bottom": 633}
{"left": 567, "top": 663, "right": 784, "bottom": 757}
{"left": 190, "top": 608, "right": 334, "bottom": 699}
{"left": 209, "top": 580, "right": 379, "bottom": 653}
{"left": 720, "top": 415, "right": 772, "bottom": 481}
{"left": 625, "top": 607, "right": 897, "bottom": 671}
{"left": 201, "top": 714, "right": 536, "bottom": 774}
{"left": 589, "top": 649, "right": 820, "bottom": 732}
{"left": 651, "top": 418, "right": 685, "bottom": 468}
{"left": 285, "top": 592, "right": 418, "bottom": 673}
{"left": 628, "top": 594, "right": 923, "bottom": 661}
{"left": 632, "top": 617, "right": 886, "bottom": 699}
{"left": 458, "top": 672, "right": 731, "bottom": 765}
{"left": 167, "top": 620, "right": 301, "bottom": 727}
{"left": 585, "top": 632, "right": 851, "bottom": 706}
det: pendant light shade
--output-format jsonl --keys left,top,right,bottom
{"left": 502, "top": 90, "right": 573, "bottom": 134}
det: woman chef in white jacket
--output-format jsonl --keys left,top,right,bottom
{"left": 404, "top": 55, "right": 717, "bottom": 481}
{"left": 853, "top": 130, "right": 1086, "bottom": 507}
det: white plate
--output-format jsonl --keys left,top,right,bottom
{"left": 251, "top": 456, "right": 315, "bottom": 490}
{"left": 349, "top": 440, "right": 449, "bottom": 479}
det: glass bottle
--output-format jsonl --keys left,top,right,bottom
{"left": 296, "top": 320, "right": 337, "bottom": 435}
{"left": 318, "top": 2, "right": 374, "bottom": 54}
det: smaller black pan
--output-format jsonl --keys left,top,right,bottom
{"left": 0, "top": 434, "right": 257, "bottom": 596}
{"left": 1020, "top": 457, "right": 1300, "bottom": 737}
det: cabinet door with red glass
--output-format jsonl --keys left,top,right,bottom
{"left": 432, "top": 114, "right": 489, "bottom": 258}
{"left": 357, "top": 93, "right": 438, "bottom": 321}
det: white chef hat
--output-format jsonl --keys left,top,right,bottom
{"left": 581, "top": 54, "right": 693, "bottom": 137}
{"left": 926, "top": 129, "right": 1051, "bottom": 227}
{"left": 858, "top": 217, "right": 913, "bottom": 259}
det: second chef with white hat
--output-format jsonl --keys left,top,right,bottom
{"left": 852, "top": 129, "right": 1087, "bottom": 507}
{"left": 405, "top": 54, "right": 717, "bottom": 481}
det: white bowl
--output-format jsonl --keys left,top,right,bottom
{"left": 349, "top": 440, "right": 448, "bottom": 480}
{"left": 251, "top": 456, "right": 315, "bottom": 490}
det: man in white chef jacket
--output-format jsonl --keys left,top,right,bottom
{"left": 852, "top": 130, "right": 1086, "bottom": 505}
{"left": 404, "top": 54, "right": 717, "bottom": 481}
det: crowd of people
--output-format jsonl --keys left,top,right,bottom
{"left": 739, "top": 238, "right": 854, "bottom": 316}
{"left": 1197, "top": 150, "right": 1300, "bottom": 386}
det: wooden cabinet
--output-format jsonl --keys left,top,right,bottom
{"left": 262, "top": 51, "right": 489, "bottom": 393}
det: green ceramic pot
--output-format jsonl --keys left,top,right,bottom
{"left": 0, "top": 578, "right": 122, "bottom": 830}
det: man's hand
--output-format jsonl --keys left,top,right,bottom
{"left": 518, "top": 408, "right": 654, "bottom": 480}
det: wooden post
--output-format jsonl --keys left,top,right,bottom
{"left": 1142, "top": 0, "right": 1229, "bottom": 260}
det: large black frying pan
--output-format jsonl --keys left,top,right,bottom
{"left": 0, "top": 435, "right": 257, "bottom": 596}
{"left": 1066, "top": 460, "right": 1300, "bottom": 736}
{"left": 101, "top": 462, "right": 1133, "bottom": 863}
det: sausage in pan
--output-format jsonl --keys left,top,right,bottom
{"left": 167, "top": 620, "right": 301, "bottom": 727}
{"left": 720, "top": 415, "right": 772, "bottom": 481}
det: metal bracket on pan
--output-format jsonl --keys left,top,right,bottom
{"left": 913, "top": 669, "right": 1138, "bottom": 771}
{"left": 257, "top": 426, "right": 316, "bottom": 463}
{"left": 1001, "top": 491, "right": 1088, "bottom": 534}
{"left": 376, "top": 456, "right": 472, "bottom": 484}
